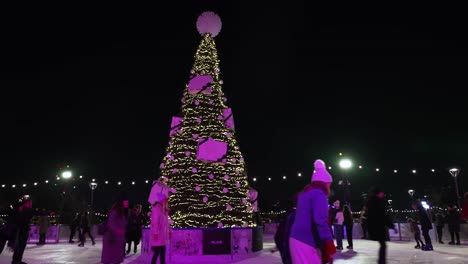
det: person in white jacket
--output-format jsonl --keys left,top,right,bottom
{"left": 334, "top": 207, "right": 344, "bottom": 250}
{"left": 150, "top": 193, "right": 171, "bottom": 264}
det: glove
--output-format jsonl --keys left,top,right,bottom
{"left": 322, "top": 240, "right": 336, "bottom": 263}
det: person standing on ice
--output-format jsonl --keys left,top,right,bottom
{"left": 289, "top": 159, "right": 336, "bottom": 264}
{"left": 412, "top": 201, "right": 433, "bottom": 251}
{"left": 367, "top": 187, "right": 398, "bottom": 264}
{"left": 101, "top": 192, "right": 129, "bottom": 264}
{"left": 150, "top": 193, "right": 171, "bottom": 264}
{"left": 11, "top": 195, "right": 34, "bottom": 264}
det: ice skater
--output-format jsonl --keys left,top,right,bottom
{"left": 407, "top": 218, "right": 425, "bottom": 249}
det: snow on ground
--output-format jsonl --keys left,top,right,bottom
{"left": 1, "top": 236, "right": 467, "bottom": 264}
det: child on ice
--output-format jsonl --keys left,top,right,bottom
{"left": 408, "top": 218, "right": 425, "bottom": 249}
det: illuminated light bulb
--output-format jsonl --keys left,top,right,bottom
{"left": 132, "top": 181, "right": 135, "bottom": 185}
{"left": 45, "top": 180, "right": 49, "bottom": 183}
{"left": 358, "top": 165, "right": 362, "bottom": 169}
{"left": 412, "top": 170, "right": 416, "bottom": 174}
{"left": 282, "top": 176, "right": 286, "bottom": 180}
{"left": 253, "top": 178, "right": 257, "bottom": 182}
{"left": 118, "top": 181, "right": 121, "bottom": 185}
{"left": 105, "top": 181, "right": 109, "bottom": 184}
{"left": 394, "top": 170, "right": 397, "bottom": 173}
{"left": 376, "top": 168, "right": 380, "bottom": 172}
{"left": 22, "top": 184, "right": 27, "bottom": 187}
{"left": 34, "top": 182, "right": 38, "bottom": 186}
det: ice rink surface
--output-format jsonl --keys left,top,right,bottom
{"left": 1, "top": 237, "right": 467, "bottom": 264}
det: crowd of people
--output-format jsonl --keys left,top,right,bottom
{"left": 0, "top": 190, "right": 172, "bottom": 264}
{"left": 274, "top": 159, "right": 466, "bottom": 264}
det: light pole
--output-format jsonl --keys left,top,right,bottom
{"left": 59, "top": 170, "right": 73, "bottom": 224}
{"left": 339, "top": 158, "right": 352, "bottom": 206}
{"left": 449, "top": 168, "right": 461, "bottom": 209}
{"left": 89, "top": 182, "right": 98, "bottom": 224}
{"left": 408, "top": 189, "right": 415, "bottom": 203}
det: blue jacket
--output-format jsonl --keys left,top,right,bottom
{"left": 289, "top": 188, "right": 333, "bottom": 248}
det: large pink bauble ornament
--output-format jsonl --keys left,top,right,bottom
{"left": 243, "top": 222, "right": 249, "bottom": 227}
{"left": 219, "top": 80, "right": 224, "bottom": 85}
{"left": 195, "top": 186, "right": 201, "bottom": 191}
{"left": 196, "top": 11, "right": 222, "bottom": 37}
{"left": 242, "top": 198, "right": 247, "bottom": 204}
{"left": 171, "top": 188, "right": 177, "bottom": 193}
{"left": 185, "top": 151, "right": 191, "bottom": 156}
{"left": 203, "top": 196, "right": 208, "bottom": 203}
{"left": 223, "top": 175, "right": 229, "bottom": 180}
{"left": 215, "top": 68, "right": 220, "bottom": 73}
{"left": 193, "top": 134, "right": 198, "bottom": 139}
{"left": 192, "top": 167, "right": 198, "bottom": 173}
{"left": 194, "top": 100, "right": 200, "bottom": 105}
{"left": 235, "top": 182, "right": 241, "bottom": 188}
{"left": 247, "top": 206, "right": 252, "bottom": 211}
{"left": 160, "top": 163, "right": 165, "bottom": 168}
{"left": 217, "top": 222, "right": 223, "bottom": 228}
{"left": 226, "top": 132, "right": 232, "bottom": 138}
{"left": 226, "top": 204, "right": 232, "bottom": 211}
{"left": 181, "top": 98, "right": 186, "bottom": 103}
{"left": 218, "top": 115, "right": 223, "bottom": 120}
{"left": 169, "top": 155, "right": 174, "bottom": 160}
{"left": 231, "top": 158, "right": 236, "bottom": 163}
{"left": 163, "top": 177, "right": 169, "bottom": 182}
{"left": 240, "top": 158, "right": 244, "bottom": 162}
{"left": 196, "top": 118, "right": 202, "bottom": 123}
{"left": 208, "top": 174, "right": 215, "bottom": 179}
{"left": 235, "top": 169, "right": 240, "bottom": 174}
{"left": 190, "top": 69, "right": 195, "bottom": 74}
{"left": 222, "top": 187, "right": 228, "bottom": 193}
{"left": 172, "top": 168, "right": 177, "bottom": 173}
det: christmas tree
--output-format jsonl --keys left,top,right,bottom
{"left": 159, "top": 11, "right": 254, "bottom": 228}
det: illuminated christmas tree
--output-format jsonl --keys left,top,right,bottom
{"left": 159, "top": 11, "right": 254, "bottom": 228}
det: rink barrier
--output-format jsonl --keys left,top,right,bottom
{"left": 264, "top": 222, "right": 468, "bottom": 242}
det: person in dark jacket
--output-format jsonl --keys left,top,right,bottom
{"left": 412, "top": 201, "right": 433, "bottom": 251}
{"left": 435, "top": 210, "right": 445, "bottom": 244}
{"left": 78, "top": 210, "right": 95, "bottom": 247}
{"left": 407, "top": 218, "right": 425, "bottom": 249}
{"left": 37, "top": 208, "right": 49, "bottom": 245}
{"left": 447, "top": 205, "right": 461, "bottom": 245}
{"left": 12, "top": 195, "right": 35, "bottom": 264}
{"left": 274, "top": 193, "right": 298, "bottom": 264}
{"left": 69, "top": 213, "right": 80, "bottom": 243}
{"left": 367, "top": 187, "right": 397, "bottom": 264}
{"left": 343, "top": 205, "right": 354, "bottom": 249}
{"left": 126, "top": 204, "right": 144, "bottom": 254}
{"left": 359, "top": 206, "right": 368, "bottom": 239}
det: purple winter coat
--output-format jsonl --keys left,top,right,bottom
{"left": 289, "top": 188, "right": 333, "bottom": 248}
{"left": 101, "top": 210, "right": 127, "bottom": 264}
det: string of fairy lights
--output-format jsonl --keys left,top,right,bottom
{"left": 1, "top": 165, "right": 458, "bottom": 189}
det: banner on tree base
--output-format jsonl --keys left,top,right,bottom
{"left": 231, "top": 228, "right": 252, "bottom": 254}
{"left": 202, "top": 229, "right": 231, "bottom": 255}
{"left": 170, "top": 229, "right": 203, "bottom": 256}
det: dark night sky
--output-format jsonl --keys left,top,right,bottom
{"left": 1, "top": 3, "right": 467, "bottom": 210}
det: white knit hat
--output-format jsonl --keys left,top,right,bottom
{"left": 311, "top": 159, "right": 333, "bottom": 183}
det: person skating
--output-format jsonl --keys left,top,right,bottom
{"left": 126, "top": 204, "right": 144, "bottom": 254}
{"left": 367, "top": 187, "right": 398, "bottom": 264}
{"left": 37, "top": 208, "right": 49, "bottom": 245}
{"left": 407, "top": 218, "right": 425, "bottom": 249}
{"left": 435, "top": 210, "right": 445, "bottom": 244}
{"left": 101, "top": 192, "right": 129, "bottom": 264}
{"left": 78, "top": 210, "right": 95, "bottom": 247}
{"left": 447, "top": 205, "right": 461, "bottom": 245}
{"left": 334, "top": 206, "right": 344, "bottom": 250}
{"left": 359, "top": 206, "right": 368, "bottom": 239}
{"left": 289, "top": 159, "right": 336, "bottom": 264}
{"left": 150, "top": 193, "right": 171, "bottom": 264}
{"left": 69, "top": 213, "right": 80, "bottom": 243}
{"left": 12, "top": 195, "right": 35, "bottom": 264}
{"left": 412, "top": 201, "right": 433, "bottom": 251}
{"left": 343, "top": 205, "right": 354, "bottom": 249}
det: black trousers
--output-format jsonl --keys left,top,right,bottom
{"left": 361, "top": 223, "right": 368, "bottom": 238}
{"left": 151, "top": 246, "right": 166, "bottom": 264}
{"left": 450, "top": 231, "right": 460, "bottom": 243}
{"left": 12, "top": 228, "right": 29, "bottom": 264}
{"left": 39, "top": 233, "right": 46, "bottom": 244}
{"left": 345, "top": 224, "right": 353, "bottom": 247}
{"left": 414, "top": 232, "right": 424, "bottom": 246}
{"left": 69, "top": 226, "right": 77, "bottom": 242}
{"left": 378, "top": 240, "right": 386, "bottom": 264}
{"left": 79, "top": 229, "right": 95, "bottom": 244}
{"left": 436, "top": 226, "right": 443, "bottom": 242}
{"left": 421, "top": 228, "right": 432, "bottom": 246}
